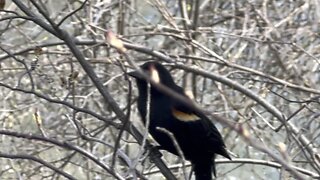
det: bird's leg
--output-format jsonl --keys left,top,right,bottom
{"left": 147, "top": 145, "right": 163, "bottom": 162}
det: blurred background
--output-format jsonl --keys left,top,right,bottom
{"left": 0, "top": 0, "right": 319, "bottom": 179}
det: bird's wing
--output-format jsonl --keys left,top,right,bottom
{"left": 170, "top": 85, "right": 231, "bottom": 159}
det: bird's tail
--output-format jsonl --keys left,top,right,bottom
{"left": 193, "top": 159, "right": 215, "bottom": 180}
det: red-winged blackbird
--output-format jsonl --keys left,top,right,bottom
{"left": 129, "top": 61, "right": 231, "bottom": 180}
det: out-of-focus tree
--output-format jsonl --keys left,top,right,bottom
{"left": 0, "top": 0, "right": 319, "bottom": 179}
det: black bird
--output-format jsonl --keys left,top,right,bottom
{"left": 129, "top": 61, "right": 231, "bottom": 180}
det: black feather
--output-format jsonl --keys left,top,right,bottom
{"left": 130, "top": 61, "right": 231, "bottom": 179}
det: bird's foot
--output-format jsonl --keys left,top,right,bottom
{"left": 147, "top": 145, "right": 163, "bottom": 162}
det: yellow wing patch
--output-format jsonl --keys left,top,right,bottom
{"left": 172, "top": 108, "right": 200, "bottom": 122}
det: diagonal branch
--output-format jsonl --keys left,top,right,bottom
{"left": 0, "top": 152, "right": 77, "bottom": 180}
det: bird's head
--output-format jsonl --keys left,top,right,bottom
{"left": 128, "top": 61, "right": 175, "bottom": 86}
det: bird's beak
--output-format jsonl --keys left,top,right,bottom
{"left": 128, "top": 67, "right": 160, "bottom": 83}
{"left": 128, "top": 70, "right": 143, "bottom": 79}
